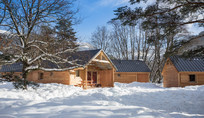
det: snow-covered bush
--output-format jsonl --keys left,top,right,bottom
{"left": 0, "top": 73, "right": 39, "bottom": 90}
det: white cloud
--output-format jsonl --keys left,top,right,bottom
{"left": 98, "top": 0, "right": 129, "bottom": 7}
{"left": 186, "top": 24, "right": 204, "bottom": 35}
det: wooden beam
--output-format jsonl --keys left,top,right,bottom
{"left": 68, "top": 71, "right": 71, "bottom": 85}
{"left": 91, "top": 71, "right": 93, "bottom": 85}
{"left": 97, "top": 71, "right": 99, "bottom": 84}
{"left": 92, "top": 59, "right": 110, "bottom": 63}
{"left": 114, "top": 72, "right": 150, "bottom": 74}
{"left": 112, "top": 68, "right": 114, "bottom": 87}
{"left": 179, "top": 72, "right": 204, "bottom": 74}
{"left": 73, "top": 67, "right": 84, "bottom": 71}
{"left": 148, "top": 73, "right": 150, "bottom": 82}
{"left": 100, "top": 53, "right": 102, "bottom": 60}
{"left": 85, "top": 67, "right": 87, "bottom": 89}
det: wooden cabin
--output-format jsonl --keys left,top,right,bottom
{"left": 112, "top": 60, "right": 150, "bottom": 83}
{"left": 162, "top": 55, "right": 204, "bottom": 87}
{"left": 0, "top": 49, "right": 117, "bottom": 89}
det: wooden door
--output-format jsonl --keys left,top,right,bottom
{"left": 87, "top": 71, "right": 91, "bottom": 81}
{"left": 93, "top": 72, "right": 97, "bottom": 83}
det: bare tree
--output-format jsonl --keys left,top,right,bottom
{"left": 136, "top": 26, "right": 142, "bottom": 60}
{"left": 139, "top": 30, "right": 150, "bottom": 62}
{"left": 0, "top": 0, "right": 79, "bottom": 89}
{"left": 110, "top": 21, "right": 129, "bottom": 60}
{"left": 91, "top": 26, "right": 110, "bottom": 52}
{"left": 129, "top": 26, "right": 136, "bottom": 60}
{"left": 108, "top": 21, "right": 151, "bottom": 61}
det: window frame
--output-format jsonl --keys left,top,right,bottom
{"left": 38, "top": 72, "right": 44, "bottom": 80}
{"left": 189, "top": 74, "right": 196, "bottom": 82}
{"left": 76, "top": 70, "right": 80, "bottom": 77}
{"left": 117, "top": 74, "right": 120, "bottom": 77}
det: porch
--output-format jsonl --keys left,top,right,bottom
{"left": 75, "top": 52, "right": 115, "bottom": 89}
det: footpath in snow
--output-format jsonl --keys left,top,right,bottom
{"left": 0, "top": 82, "right": 203, "bottom": 118}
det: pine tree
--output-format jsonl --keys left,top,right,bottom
{"left": 113, "top": 0, "right": 203, "bottom": 56}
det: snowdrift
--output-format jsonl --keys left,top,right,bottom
{"left": 0, "top": 82, "right": 203, "bottom": 118}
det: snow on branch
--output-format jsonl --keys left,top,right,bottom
{"left": 38, "top": 65, "right": 83, "bottom": 71}
{"left": 28, "top": 40, "right": 48, "bottom": 45}
{"left": 55, "top": 48, "right": 76, "bottom": 55}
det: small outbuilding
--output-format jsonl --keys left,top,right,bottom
{"left": 112, "top": 60, "right": 150, "bottom": 83}
{"left": 162, "top": 55, "right": 204, "bottom": 87}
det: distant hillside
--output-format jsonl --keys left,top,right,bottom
{"left": 77, "top": 42, "right": 94, "bottom": 51}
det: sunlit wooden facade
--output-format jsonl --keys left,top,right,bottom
{"left": 162, "top": 56, "right": 204, "bottom": 87}
{"left": 0, "top": 49, "right": 116, "bottom": 89}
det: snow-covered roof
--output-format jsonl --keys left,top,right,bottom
{"left": 0, "top": 49, "right": 102, "bottom": 72}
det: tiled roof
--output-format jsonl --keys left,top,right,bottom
{"left": 0, "top": 49, "right": 101, "bottom": 72}
{"left": 0, "top": 62, "right": 23, "bottom": 72}
{"left": 169, "top": 55, "right": 204, "bottom": 72}
{"left": 41, "top": 49, "right": 101, "bottom": 69}
{"left": 112, "top": 60, "right": 150, "bottom": 72}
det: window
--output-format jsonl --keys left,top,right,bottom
{"left": 38, "top": 73, "right": 44, "bottom": 80}
{"left": 76, "top": 70, "right": 80, "bottom": 77}
{"left": 189, "top": 75, "right": 195, "bottom": 82}
{"left": 118, "top": 74, "right": 120, "bottom": 77}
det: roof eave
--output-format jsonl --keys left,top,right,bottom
{"left": 83, "top": 49, "right": 118, "bottom": 71}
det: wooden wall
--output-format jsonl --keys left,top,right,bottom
{"left": 162, "top": 59, "right": 204, "bottom": 87}
{"left": 83, "top": 65, "right": 114, "bottom": 87}
{"left": 69, "top": 69, "right": 84, "bottom": 85}
{"left": 68, "top": 65, "right": 115, "bottom": 88}
{"left": 114, "top": 72, "right": 150, "bottom": 83}
{"left": 99, "top": 69, "right": 114, "bottom": 87}
{"left": 179, "top": 72, "right": 204, "bottom": 87}
{"left": 162, "top": 59, "right": 179, "bottom": 87}
{"left": 1, "top": 68, "right": 115, "bottom": 88}
{"left": 27, "top": 70, "right": 70, "bottom": 85}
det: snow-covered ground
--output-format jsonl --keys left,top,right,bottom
{"left": 0, "top": 82, "right": 203, "bottom": 118}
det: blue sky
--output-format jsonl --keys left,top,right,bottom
{"left": 74, "top": 0, "right": 204, "bottom": 43}
{"left": 74, "top": 0, "right": 129, "bottom": 42}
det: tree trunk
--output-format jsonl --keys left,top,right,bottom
{"left": 22, "top": 63, "right": 28, "bottom": 90}
{"left": 137, "top": 26, "right": 141, "bottom": 60}
{"left": 21, "top": 45, "right": 29, "bottom": 90}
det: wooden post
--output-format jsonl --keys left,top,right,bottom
{"left": 100, "top": 53, "right": 102, "bottom": 60}
{"left": 96, "top": 71, "right": 98, "bottom": 84}
{"left": 112, "top": 68, "right": 114, "bottom": 87}
{"left": 85, "top": 67, "right": 87, "bottom": 89}
{"left": 91, "top": 71, "right": 93, "bottom": 86}
{"left": 148, "top": 73, "right": 150, "bottom": 82}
